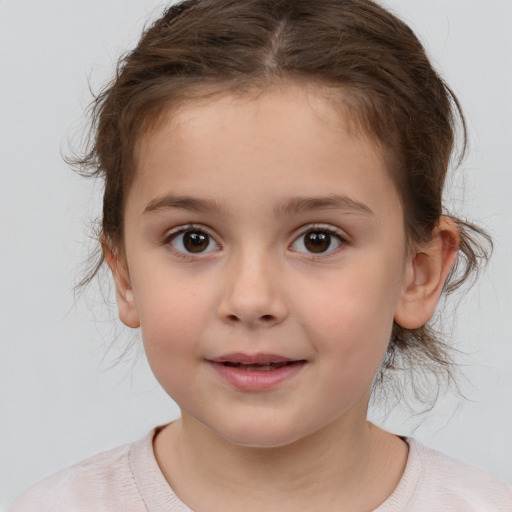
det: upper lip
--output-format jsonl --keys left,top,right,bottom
{"left": 208, "top": 353, "right": 300, "bottom": 365}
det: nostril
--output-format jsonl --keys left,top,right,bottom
{"left": 227, "top": 314, "right": 239, "bottom": 322}
{"left": 260, "top": 314, "right": 274, "bottom": 322}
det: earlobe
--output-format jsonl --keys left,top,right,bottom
{"left": 102, "top": 237, "right": 141, "bottom": 329}
{"left": 394, "top": 217, "right": 459, "bottom": 329}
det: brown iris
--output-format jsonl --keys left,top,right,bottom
{"left": 183, "top": 231, "right": 210, "bottom": 253}
{"left": 304, "top": 231, "right": 332, "bottom": 253}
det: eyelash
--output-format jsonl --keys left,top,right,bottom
{"left": 290, "top": 224, "right": 347, "bottom": 259}
{"left": 163, "top": 223, "right": 347, "bottom": 259}
{"left": 164, "top": 224, "right": 221, "bottom": 259}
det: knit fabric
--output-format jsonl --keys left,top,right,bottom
{"left": 8, "top": 426, "right": 512, "bottom": 511}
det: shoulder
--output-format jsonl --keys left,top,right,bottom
{"left": 399, "top": 439, "right": 512, "bottom": 511}
{"left": 7, "top": 438, "right": 144, "bottom": 512}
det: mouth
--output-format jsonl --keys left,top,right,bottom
{"left": 208, "top": 354, "right": 306, "bottom": 391}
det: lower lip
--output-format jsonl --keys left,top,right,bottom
{"left": 208, "top": 361, "right": 306, "bottom": 391}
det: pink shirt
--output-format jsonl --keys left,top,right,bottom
{"left": 8, "top": 425, "right": 512, "bottom": 511}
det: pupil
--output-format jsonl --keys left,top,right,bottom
{"left": 305, "top": 232, "right": 331, "bottom": 253}
{"left": 183, "top": 231, "right": 209, "bottom": 253}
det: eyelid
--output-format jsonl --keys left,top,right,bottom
{"left": 294, "top": 223, "right": 348, "bottom": 240}
{"left": 164, "top": 223, "right": 217, "bottom": 240}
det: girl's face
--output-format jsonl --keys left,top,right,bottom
{"left": 116, "top": 85, "right": 414, "bottom": 447}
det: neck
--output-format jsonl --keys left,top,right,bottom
{"left": 154, "top": 411, "right": 408, "bottom": 512}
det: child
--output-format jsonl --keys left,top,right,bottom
{"left": 8, "top": 0, "right": 511, "bottom": 510}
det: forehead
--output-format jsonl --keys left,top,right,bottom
{"left": 130, "top": 85, "right": 401, "bottom": 220}
{"left": 135, "top": 82, "right": 386, "bottom": 165}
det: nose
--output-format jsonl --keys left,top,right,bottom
{"left": 217, "top": 249, "right": 288, "bottom": 328}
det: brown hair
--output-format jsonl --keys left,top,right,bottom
{"left": 73, "top": 0, "right": 491, "bottom": 405}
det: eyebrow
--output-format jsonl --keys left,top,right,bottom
{"left": 143, "top": 195, "right": 227, "bottom": 215}
{"left": 143, "top": 194, "right": 373, "bottom": 217}
{"left": 274, "top": 195, "right": 374, "bottom": 217}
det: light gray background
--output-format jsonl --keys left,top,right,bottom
{"left": 1, "top": 0, "right": 511, "bottom": 507}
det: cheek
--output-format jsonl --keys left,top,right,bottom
{"left": 133, "top": 273, "right": 215, "bottom": 361}
{"left": 135, "top": 283, "right": 214, "bottom": 401}
{"left": 298, "top": 260, "right": 402, "bottom": 364}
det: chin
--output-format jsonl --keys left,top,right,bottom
{"left": 221, "top": 431, "right": 302, "bottom": 449}
{"left": 211, "top": 416, "right": 311, "bottom": 449}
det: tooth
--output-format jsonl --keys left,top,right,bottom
{"left": 244, "top": 364, "right": 274, "bottom": 371}
{"left": 222, "top": 362, "right": 294, "bottom": 370}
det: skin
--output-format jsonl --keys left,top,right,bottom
{"left": 107, "top": 84, "right": 459, "bottom": 511}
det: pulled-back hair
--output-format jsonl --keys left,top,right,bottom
{"left": 73, "top": 0, "right": 491, "bottom": 406}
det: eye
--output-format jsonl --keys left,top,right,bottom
{"left": 168, "top": 227, "right": 220, "bottom": 255}
{"left": 291, "top": 227, "right": 344, "bottom": 255}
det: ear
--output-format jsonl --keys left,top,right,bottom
{"left": 394, "top": 216, "right": 459, "bottom": 329}
{"left": 102, "top": 237, "right": 140, "bottom": 329}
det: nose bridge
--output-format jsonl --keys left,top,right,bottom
{"left": 218, "top": 243, "right": 287, "bottom": 326}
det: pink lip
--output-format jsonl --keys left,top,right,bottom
{"left": 207, "top": 353, "right": 306, "bottom": 391}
